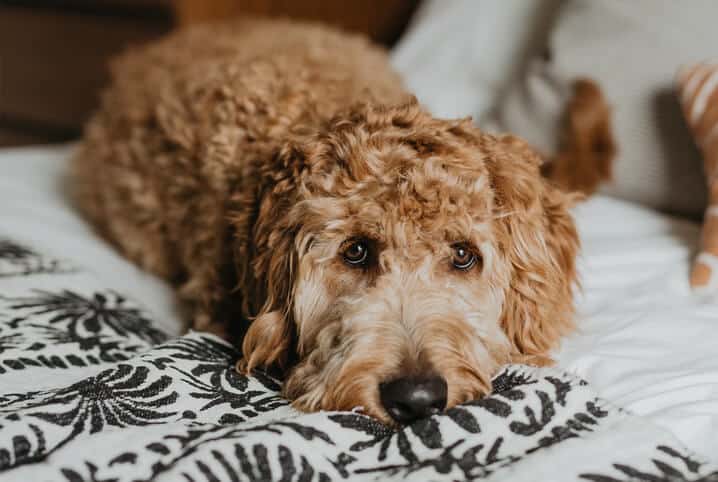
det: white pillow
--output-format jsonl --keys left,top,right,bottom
{"left": 391, "top": 0, "right": 562, "bottom": 120}
{"left": 489, "top": 0, "right": 718, "bottom": 218}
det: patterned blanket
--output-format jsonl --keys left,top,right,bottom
{"left": 1, "top": 236, "right": 716, "bottom": 482}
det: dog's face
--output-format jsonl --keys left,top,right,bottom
{"left": 235, "top": 101, "right": 578, "bottom": 425}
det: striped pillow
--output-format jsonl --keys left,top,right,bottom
{"left": 677, "top": 63, "right": 718, "bottom": 290}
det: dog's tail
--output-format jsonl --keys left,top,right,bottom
{"left": 543, "top": 78, "right": 616, "bottom": 195}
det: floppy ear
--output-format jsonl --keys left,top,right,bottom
{"left": 232, "top": 140, "right": 310, "bottom": 375}
{"left": 486, "top": 135, "right": 580, "bottom": 365}
{"left": 236, "top": 231, "right": 297, "bottom": 374}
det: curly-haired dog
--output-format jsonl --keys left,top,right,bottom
{"left": 73, "top": 18, "right": 579, "bottom": 425}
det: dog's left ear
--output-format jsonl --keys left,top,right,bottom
{"left": 485, "top": 134, "right": 580, "bottom": 364}
{"left": 233, "top": 140, "right": 310, "bottom": 376}
{"left": 446, "top": 119, "right": 579, "bottom": 364}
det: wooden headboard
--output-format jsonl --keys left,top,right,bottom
{"left": 0, "top": 0, "right": 419, "bottom": 147}
{"left": 176, "top": 0, "right": 418, "bottom": 46}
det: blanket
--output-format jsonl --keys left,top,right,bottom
{"left": 1, "top": 236, "right": 716, "bottom": 482}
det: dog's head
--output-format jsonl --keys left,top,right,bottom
{"left": 233, "top": 99, "right": 578, "bottom": 425}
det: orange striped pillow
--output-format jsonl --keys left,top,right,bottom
{"left": 677, "top": 63, "right": 718, "bottom": 289}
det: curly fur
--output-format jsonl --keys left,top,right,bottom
{"left": 73, "top": 18, "right": 579, "bottom": 424}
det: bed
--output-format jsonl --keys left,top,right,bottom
{"left": 1, "top": 145, "right": 716, "bottom": 481}
{"left": 2, "top": 1, "right": 718, "bottom": 479}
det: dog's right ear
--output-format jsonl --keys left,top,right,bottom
{"left": 236, "top": 225, "right": 298, "bottom": 374}
{"left": 239, "top": 310, "right": 295, "bottom": 375}
{"left": 232, "top": 139, "right": 311, "bottom": 376}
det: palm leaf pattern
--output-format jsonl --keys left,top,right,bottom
{"left": 0, "top": 236, "right": 715, "bottom": 481}
{"left": 2, "top": 290, "right": 166, "bottom": 345}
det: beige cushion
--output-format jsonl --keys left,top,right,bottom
{"left": 487, "top": 0, "right": 718, "bottom": 218}
{"left": 678, "top": 64, "right": 718, "bottom": 291}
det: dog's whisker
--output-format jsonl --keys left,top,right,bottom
{"left": 492, "top": 210, "right": 519, "bottom": 220}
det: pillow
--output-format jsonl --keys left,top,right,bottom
{"left": 677, "top": 63, "right": 718, "bottom": 290}
{"left": 390, "top": 0, "right": 562, "bottom": 119}
{"left": 487, "top": 0, "right": 718, "bottom": 218}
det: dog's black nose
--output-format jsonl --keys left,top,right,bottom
{"left": 379, "top": 376, "right": 447, "bottom": 424}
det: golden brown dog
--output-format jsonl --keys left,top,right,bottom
{"left": 73, "top": 18, "right": 579, "bottom": 425}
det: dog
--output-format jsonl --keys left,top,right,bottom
{"left": 73, "top": 18, "right": 579, "bottom": 425}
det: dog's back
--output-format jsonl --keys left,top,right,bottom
{"left": 72, "top": 18, "right": 407, "bottom": 333}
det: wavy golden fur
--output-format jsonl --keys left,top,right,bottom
{"left": 73, "top": 18, "right": 579, "bottom": 424}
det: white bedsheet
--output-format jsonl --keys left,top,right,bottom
{"left": 0, "top": 145, "right": 182, "bottom": 337}
{"left": 559, "top": 197, "right": 718, "bottom": 457}
{"left": 1, "top": 145, "right": 716, "bottom": 459}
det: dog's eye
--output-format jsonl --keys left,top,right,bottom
{"left": 452, "top": 243, "right": 479, "bottom": 271}
{"left": 342, "top": 239, "right": 369, "bottom": 266}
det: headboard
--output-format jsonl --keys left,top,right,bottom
{"left": 0, "top": 0, "right": 419, "bottom": 147}
{"left": 176, "top": 0, "right": 418, "bottom": 46}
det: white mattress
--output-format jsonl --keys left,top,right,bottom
{"left": 2, "top": 145, "right": 717, "bottom": 459}
{"left": 559, "top": 197, "right": 718, "bottom": 456}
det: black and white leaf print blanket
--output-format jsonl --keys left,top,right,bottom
{"left": 1, "top": 236, "right": 717, "bottom": 482}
